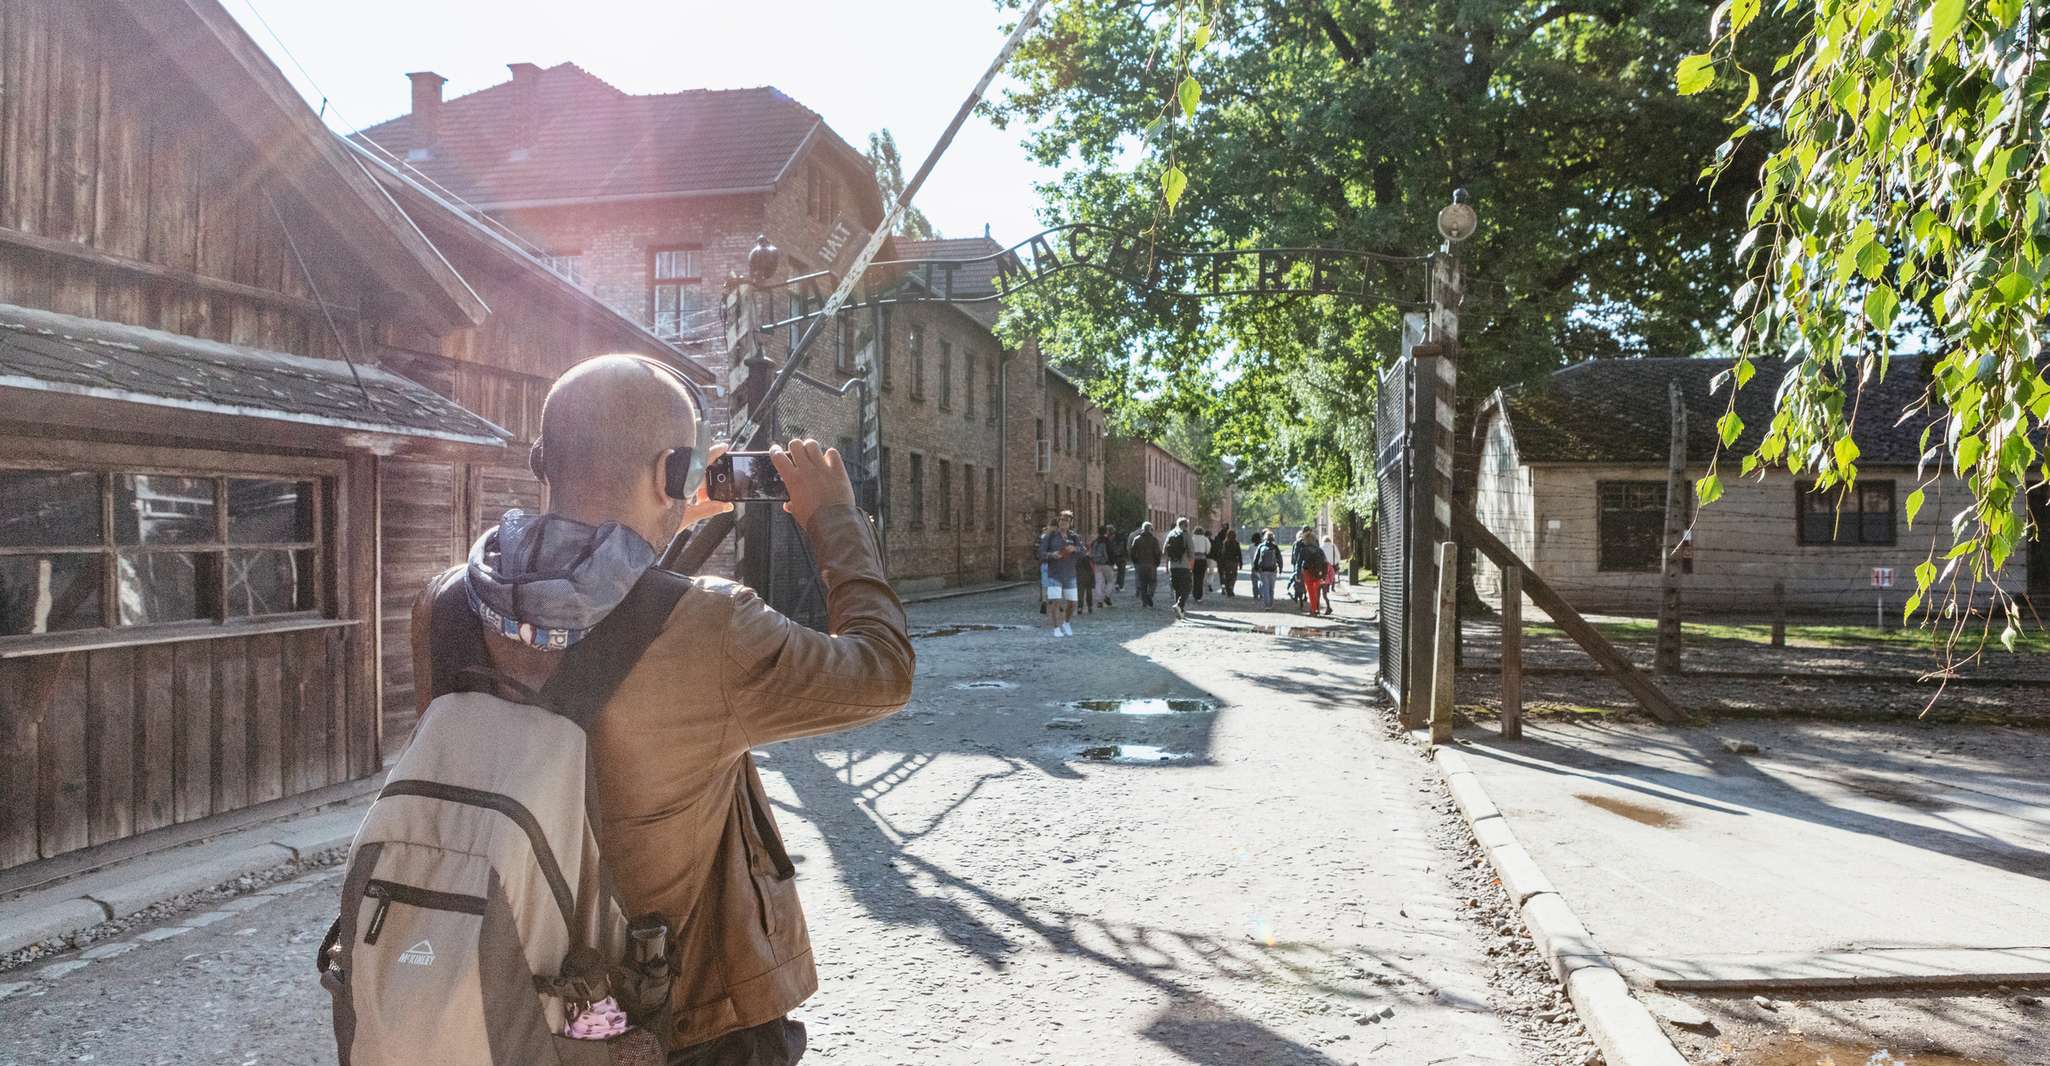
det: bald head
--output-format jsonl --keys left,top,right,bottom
{"left": 534, "top": 355, "right": 698, "bottom": 516}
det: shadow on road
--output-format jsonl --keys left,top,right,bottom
{"left": 759, "top": 597, "right": 1417, "bottom": 1064}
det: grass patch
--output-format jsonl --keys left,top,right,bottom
{"left": 1524, "top": 618, "right": 2050, "bottom": 653}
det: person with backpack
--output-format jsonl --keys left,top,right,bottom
{"left": 1189, "top": 526, "right": 1212, "bottom": 601}
{"left": 1214, "top": 527, "right": 1243, "bottom": 598}
{"left": 1089, "top": 526, "right": 1116, "bottom": 608}
{"left": 1108, "top": 523, "right": 1128, "bottom": 592}
{"left": 327, "top": 355, "right": 914, "bottom": 1066}
{"left": 1293, "top": 526, "right": 1329, "bottom": 617}
{"left": 1249, "top": 529, "right": 1283, "bottom": 608}
{"left": 1073, "top": 525, "right": 1097, "bottom": 617}
{"left": 1163, "top": 517, "right": 1194, "bottom": 618}
{"left": 1127, "top": 522, "right": 1162, "bottom": 607}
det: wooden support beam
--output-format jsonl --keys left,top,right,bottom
{"left": 1430, "top": 540, "right": 1457, "bottom": 745}
{"left": 0, "top": 225, "right": 356, "bottom": 319}
{"left": 1454, "top": 509, "right": 1685, "bottom": 725}
{"left": 1502, "top": 566, "right": 1523, "bottom": 740}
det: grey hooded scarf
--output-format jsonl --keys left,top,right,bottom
{"left": 463, "top": 509, "right": 657, "bottom": 649}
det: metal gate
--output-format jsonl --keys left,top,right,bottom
{"left": 1375, "top": 355, "right": 1412, "bottom": 705}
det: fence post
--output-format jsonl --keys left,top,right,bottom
{"left": 1431, "top": 540, "right": 1458, "bottom": 745}
{"left": 1771, "top": 579, "right": 1787, "bottom": 647}
{"left": 1501, "top": 566, "right": 1523, "bottom": 740}
{"left": 1655, "top": 381, "right": 1686, "bottom": 675}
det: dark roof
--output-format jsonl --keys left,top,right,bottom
{"left": 353, "top": 64, "right": 875, "bottom": 218}
{"left": 1494, "top": 356, "right": 1938, "bottom": 466}
{"left": 890, "top": 236, "right": 1009, "bottom": 327}
{"left": 0, "top": 304, "right": 510, "bottom": 447}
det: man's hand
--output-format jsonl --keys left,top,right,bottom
{"left": 675, "top": 442, "right": 736, "bottom": 534}
{"left": 772, "top": 438, "right": 856, "bottom": 529}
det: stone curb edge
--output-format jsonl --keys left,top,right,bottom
{"left": 0, "top": 815, "right": 360, "bottom": 957}
{"left": 1429, "top": 746, "right": 1691, "bottom": 1066}
{"left": 899, "top": 581, "right": 1032, "bottom": 605}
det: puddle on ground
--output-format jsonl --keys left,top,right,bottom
{"left": 1574, "top": 792, "right": 1681, "bottom": 828}
{"left": 1078, "top": 744, "right": 1190, "bottom": 764}
{"left": 1068, "top": 697, "right": 1216, "bottom": 715}
{"left": 954, "top": 680, "right": 1016, "bottom": 690}
{"left": 1743, "top": 1038, "right": 2009, "bottom": 1066}
{"left": 909, "top": 624, "right": 1030, "bottom": 639}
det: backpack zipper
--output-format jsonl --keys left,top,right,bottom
{"left": 377, "top": 779, "right": 575, "bottom": 930}
{"left": 362, "top": 878, "right": 487, "bottom": 946}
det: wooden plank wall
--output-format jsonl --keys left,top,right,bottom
{"left": 0, "top": 626, "right": 360, "bottom": 867}
{"left": 0, "top": 0, "right": 341, "bottom": 352}
{"left": 378, "top": 459, "right": 461, "bottom": 749}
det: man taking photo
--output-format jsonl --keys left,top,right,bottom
{"left": 408, "top": 355, "right": 914, "bottom": 1065}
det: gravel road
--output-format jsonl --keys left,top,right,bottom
{"left": 0, "top": 583, "right": 1582, "bottom": 1065}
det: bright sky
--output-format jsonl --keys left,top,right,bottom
{"left": 232, "top": 0, "right": 1052, "bottom": 245}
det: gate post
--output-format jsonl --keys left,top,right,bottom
{"left": 1405, "top": 249, "right": 1462, "bottom": 729}
{"left": 725, "top": 279, "right": 776, "bottom": 593}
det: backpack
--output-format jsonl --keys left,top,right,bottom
{"left": 1252, "top": 543, "right": 1281, "bottom": 571}
{"left": 1164, "top": 529, "right": 1188, "bottom": 563}
{"left": 1298, "top": 541, "right": 1328, "bottom": 574}
{"left": 1090, "top": 539, "right": 1110, "bottom": 565}
{"left": 319, "top": 567, "right": 689, "bottom": 1066}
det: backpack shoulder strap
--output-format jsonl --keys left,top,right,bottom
{"left": 537, "top": 567, "right": 691, "bottom": 732}
{"left": 426, "top": 566, "right": 484, "bottom": 699}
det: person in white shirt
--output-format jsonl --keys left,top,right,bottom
{"left": 1190, "top": 527, "right": 1213, "bottom": 600}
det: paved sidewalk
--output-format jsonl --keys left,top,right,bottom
{"left": 0, "top": 795, "right": 367, "bottom": 957}
{"left": 1447, "top": 714, "right": 2050, "bottom": 1062}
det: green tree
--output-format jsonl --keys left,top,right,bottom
{"left": 996, "top": 1, "right": 1792, "bottom": 504}
{"left": 866, "top": 129, "right": 939, "bottom": 240}
{"left": 1691, "top": 0, "right": 2049, "bottom": 646}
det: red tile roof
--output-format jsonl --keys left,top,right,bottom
{"left": 352, "top": 63, "right": 874, "bottom": 213}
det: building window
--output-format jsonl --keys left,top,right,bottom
{"left": 784, "top": 259, "right": 812, "bottom": 351}
{"left": 541, "top": 252, "right": 584, "bottom": 288}
{"left": 1799, "top": 480, "right": 1896, "bottom": 546}
{"left": 964, "top": 351, "right": 977, "bottom": 419}
{"left": 1597, "top": 480, "right": 1686, "bottom": 572}
{"left": 0, "top": 469, "right": 326, "bottom": 639}
{"left": 939, "top": 339, "right": 954, "bottom": 410}
{"left": 986, "top": 358, "right": 998, "bottom": 425}
{"left": 806, "top": 163, "right": 837, "bottom": 222}
{"left": 962, "top": 463, "right": 975, "bottom": 530}
{"left": 909, "top": 454, "right": 925, "bottom": 528}
{"left": 985, "top": 468, "right": 996, "bottom": 530}
{"left": 834, "top": 313, "right": 856, "bottom": 374}
{"left": 879, "top": 307, "right": 894, "bottom": 390}
{"left": 650, "top": 247, "right": 704, "bottom": 339}
{"left": 879, "top": 447, "right": 892, "bottom": 529}
{"left": 910, "top": 326, "right": 927, "bottom": 401}
{"left": 938, "top": 460, "right": 953, "bottom": 529}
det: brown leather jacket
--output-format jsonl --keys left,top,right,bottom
{"left": 411, "top": 504, "right": 914, "bottom": 1048}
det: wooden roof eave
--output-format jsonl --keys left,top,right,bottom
{"left": 113, "top": 0, "right": 490, "bottom": 334}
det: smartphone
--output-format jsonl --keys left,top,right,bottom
{"left": 706, "top": 452, "right": 790, "bottom": 502}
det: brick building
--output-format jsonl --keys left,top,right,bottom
{"left": 356, "top": 64, "right": 1052, "bottom": 591}
{"left": 890, "top": 238, "right": 1107, "bottom": 580}
{"left": 1107, "top": 438, "right": 1201, "bottom": 534}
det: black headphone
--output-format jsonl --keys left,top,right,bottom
{"left": 528, "top": 356, "right": 713, "bottom": 503}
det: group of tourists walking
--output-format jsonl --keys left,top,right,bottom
{"left": 1061, "top": 517, "right": 1338, "bottom": 622}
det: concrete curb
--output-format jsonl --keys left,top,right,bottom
{"left": 1428, "top": 745, "right": 1689, "bottom": 1066}
{"left": 0, "top": 803, "right": 363, "bottom": 956}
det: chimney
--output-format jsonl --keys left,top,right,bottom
{"left": 407, "top": 71, "right": 447, "bottom": 146}
{"left": 508, "top": 63, "right": 543, "bottom": 152}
